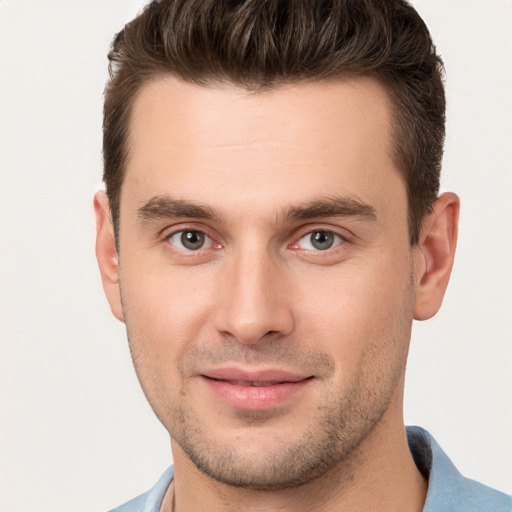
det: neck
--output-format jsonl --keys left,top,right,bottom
{"left": 163, "top": 410, "right": 426, "bottom": 512}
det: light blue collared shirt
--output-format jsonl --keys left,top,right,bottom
{"left": 108, "top": 426, "right": 511, "bottom": 512}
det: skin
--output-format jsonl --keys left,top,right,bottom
{"left": 95, "top": 76, "right": 459, "bottom": 512}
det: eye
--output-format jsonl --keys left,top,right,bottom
{"left": 296, "top": 230, "right": 344, "bottom": 251}
{"left": 167, "top": 230, "right": 212, "bottom": 251}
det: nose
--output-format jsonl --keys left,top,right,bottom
{"left": 213, "top": 248, "right": 294, "bottom": 345}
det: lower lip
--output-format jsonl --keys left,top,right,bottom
{"left": 201, "top": 377, "right": 312, "bottom": 410}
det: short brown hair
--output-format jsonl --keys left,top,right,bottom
{"left": 103, "top": 0, "right": 445, "bottom": 245}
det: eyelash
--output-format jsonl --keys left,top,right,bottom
{"left": 163, "top": 226, "right": 349, "bottom": 255}
{"left": 164, "top": 228, "right": 220, "bottom": 253}
{"left": 292, "top": 230, "right": 346, "bottom": 252}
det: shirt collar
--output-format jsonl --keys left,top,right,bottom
{"left": 129, "top": 427, "right": 511, "bottom": 512}
{"left": 407, "top": 426, "right": 511, "bottom": 512}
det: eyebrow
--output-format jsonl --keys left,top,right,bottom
{"left": 137, "top": 195, "right": 220, "bottom": 222}
{"left": 137, "top": 194, "right": 377, "bottom": 224}
{"left": 283, "top": 196, "right": 377, "bottom": 222}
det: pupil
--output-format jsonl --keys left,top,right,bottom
{"left": 311, "top": 231, "right": 333, "bottom": 250}
{"left": 181, "top": 231, "right": 204, "bottom": 250}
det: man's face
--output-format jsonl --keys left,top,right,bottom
{"left": 111, "top": 77, "right": 421, "bottom": 487}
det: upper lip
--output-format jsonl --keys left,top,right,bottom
{"left": 200, "top": 367, "right": 312, "bottom": 384}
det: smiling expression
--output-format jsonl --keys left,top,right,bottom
{"left": 102, "top": 76, "right": 424, "bottom": 488}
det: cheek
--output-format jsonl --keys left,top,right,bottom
{"left": 293, "top": 251, "right": 414, "bottom": 372}
{"left": 119, "top": 266, "right": 219, "bottom": 426}
{"left": 119, "top": 263, "right": 215, "bottom": 373}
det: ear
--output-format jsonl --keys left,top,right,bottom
{"left": 413, "top": 192, "right": 460, "bottom": 321}
{"left": 94, "top": 190, "right": 124, "bottom": 322}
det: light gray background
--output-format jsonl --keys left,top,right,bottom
{"left": 0, "top": 1, "right": 511, "bottom": 511}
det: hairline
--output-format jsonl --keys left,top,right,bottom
{"left": 111, "top": 72, "right": 425, "bottom": 247}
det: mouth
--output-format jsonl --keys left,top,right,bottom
{"left": 217, "top": 380, "right": 295, "bottom": 387}
{"left": 199, "top": 368, "right": 314, "bottom": 410}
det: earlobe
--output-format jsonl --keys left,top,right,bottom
{"left": 94, "top": 190, "right": 124, "bottom": 323}
{"left": 414, "top": 192, "right": 460, "bottom": 321}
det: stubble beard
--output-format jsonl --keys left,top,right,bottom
{"left": 123, "top": 278, "right": 414, "bottom": 491}
{"left": 145, "top": 328, "right": 408, "bottom": 491}
{"left": 170, "top": 370, "right": 398, "bottom": 490}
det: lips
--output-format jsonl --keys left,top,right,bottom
{"left": 202, "top": 367, "right": 309, "bottom": 382}
{"left": 227, "top": 380, "right": 283, "bottom": 387}
{"left": 200, "top": 368, "right": 313, "bottom": 410}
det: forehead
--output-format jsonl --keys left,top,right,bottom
{"left": 123, "top": 76, "right": 404, "bottom": 220}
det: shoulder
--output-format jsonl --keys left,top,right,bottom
{"left": 107, "top": 466, "right": 174, "bottom": 512}
{"left": 406, "top": 426, "right": 512, "bottom": 512}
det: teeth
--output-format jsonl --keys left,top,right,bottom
{"left": 231, "top": 381, "right": 251, "bottom": 387}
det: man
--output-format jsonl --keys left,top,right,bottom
{"left": 94, "top": 0, "right": 511, "bottom": 511}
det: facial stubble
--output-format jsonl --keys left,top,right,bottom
{"left": 121, "top": 264, "right": 415, "bottom": 491}
{"left": 172, "top": 354, "right": 402, "bottom": 490}
{"left": 125, "top": 328, "right": 411, "bottom": 491}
